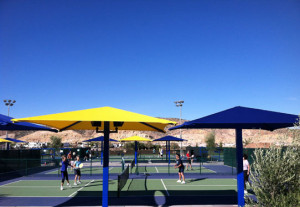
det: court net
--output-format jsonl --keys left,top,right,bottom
{"left": 130, "top": 158, "right": 135, "bottom": 174}
{"left": 117, "top": 164, "right": 129, "bottom": 197}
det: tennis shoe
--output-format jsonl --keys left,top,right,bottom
{"left": 244, "top": 190, "right": 248, "bottom": 194}
{"left": 177, "top": 180, "right": 181, "bottom": 183}
{"left": 181, "top": 181, "right": 186, "bottom": 184}
{"left": 74, "top": 183, "right": 77, "bottom": 186}
{"left": 60, "top": 186, "right": 63, "bottom": 191}
{"left": 78, "top": 181, "right": 81, "bottom": 184}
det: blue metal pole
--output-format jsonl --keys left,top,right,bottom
{"left": 135, "top": 141, "right": 138, "bottom": 165}
{"left": 168, "top": 141, "right": 171, "bottom": 164}
{"left": 166, "top": 141, "right": 168, "bottom": 161}
{"left": 102, "top": 122, "right": 110, "bottom": 207}
{"left": 236, "top": 128, "right": 245, "bottom": 206}
{"left": 101, "top": 141, "right": 103, "bottom": 165}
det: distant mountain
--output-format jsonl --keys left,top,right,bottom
{"left": 1, "top": 118, "right": 293, "bottom": 146}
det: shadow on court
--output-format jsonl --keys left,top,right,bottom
{"left": 56, "top": 190, "right": 237, "bottom": 206}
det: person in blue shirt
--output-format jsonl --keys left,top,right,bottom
{"left": 73, "top": 155, "right": 82, "bottom": 185}
{"left": 60, "top": 155, "right": 71, "bottom": 190}
{"left": 174, "top": 153, "right": 185, "bottom": 184}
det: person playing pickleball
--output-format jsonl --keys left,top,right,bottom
{"left": 186, "top": 150, "right": 193, "bottom": 171}
{"left": 60, "top": 155, "right": 72, "bottom": 190}
{"left": 243, "top": 154, "right": 250, "bottom": 194}
{"left": 73, "top": 155, "right": 82, "bottom": 186}
{"left": 174, "top": 153, "right": 185, "bottom": 184}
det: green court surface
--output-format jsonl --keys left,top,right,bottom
{"left": 0, "top": 179, "right": 237, "bottom": 197}
{"left": 46, "top": 166, "right": 215, "bottom": 174}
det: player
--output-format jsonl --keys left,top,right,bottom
{"left": 60, "top": 155, "right": 71, "bottom": 190}
{"left": 191, "top": 150, "right": 194, "bottom": 164}
{"left": 67, "top": 151, "right": 72, "bottom": 160}
{"left": 174, "top": 153, "right": 185, "bottom": 184}
{"left": 186, "top": 151, "right": 193, "bottom": 171}
{"left": 73, "top": 155, "right": 82, "bottom": 185}
{"left": 243, "top": 154, "right": 250, "bottom": 194}
{"left": 160, "top": 148, "right": 163, "bottom": 158}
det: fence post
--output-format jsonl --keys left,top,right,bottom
{"left": 25, "top": 159, "right": 28, "bottom": 176}
{"left": 232, "top": 155, "right": 233, "bottom": 175}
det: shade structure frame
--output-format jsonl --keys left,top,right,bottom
{"left": 153, "top": 136, "right": 186, "bottom": 165}
{"left": 12, "top": 106, "right": 177, "bottom": 132}
{"left": 2, "top": 138, "right": 26, "bottom": 143}
{"left": 0, "top": 114, "right": 57, "bottom": 132}
{"left": 12, "top": 106, "right": 176, "bottom": 207}
{"left": 0, "top": 138, "right": 14, "bottom": 143}
{"left": 82, "top": 136, "right": 119, "bottom": 165}
{"left": 120, "top": 136, "right": 152, "bottom": 166}
{"left": 169, "top": 106, "right": 298, "bottom": 207}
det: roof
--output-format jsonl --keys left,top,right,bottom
{"left": 169, "top": 106, "right": 298, "bottom": 131}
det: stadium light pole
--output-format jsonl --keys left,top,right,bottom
{"left": 174, "top": 100, "right": 184, "bottom": 154}
{"left": 3, "top": 100, "right": 16, "bottom": 150}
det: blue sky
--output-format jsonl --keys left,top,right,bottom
{"left": 1, "top": 0, "right": 299, "bottom": 120}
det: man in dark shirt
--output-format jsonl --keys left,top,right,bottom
{"left": 174, "top": 153, "right": 185, "bottom": 184}
{"left": 60, "top": 155, "right": 71, "bottom": 190}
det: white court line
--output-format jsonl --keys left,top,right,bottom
{"left": 166, "top": 185, "right": 236, "bottom": 187}
{"left": 109, "top": 167, "right": 114, "bottom": 171}
{"left": 68, "top": 179, "right": 94, "bottom": 197}
{"left": 0, "top": 186, "right": 60, "bottom": 188}
{"left": 0, "top": 180, "right": 21, "bottom": 187}
{"left": 160, "top": 179, "right": 169, "bottom": 196}
{"left": 155, "top": 167, "right": 159, "bottom": 173}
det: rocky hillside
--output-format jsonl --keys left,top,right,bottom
{"left": 1, "top": 118, "right": 294, "bottom": 146}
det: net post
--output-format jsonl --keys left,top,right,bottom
{"left": 117, "top": 174, "right": 120, "bottom": 197}
{"left": 90, "top": 156, "right": 92, "bottom": 176}
{"left": 200, "top": 156, "right": 201, "bottom": 174}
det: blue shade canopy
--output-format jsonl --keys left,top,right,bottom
{"left": 169, "top": 106, "right": 299, "bottom": 131}
{"left": 0, "top": 114, "right": 57, "bottom": 132}
{"left": 4, "top": 138, "right": 26, "bottom": 143}
{"left": 83, "top": 136, "right": 118, "bottom": 142}
{"left": 153, "top": 136, "right": 186, "bottom": 142}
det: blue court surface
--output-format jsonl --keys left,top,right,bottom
{"left": 0, "top": 162, "right": 245, "bottom": 206}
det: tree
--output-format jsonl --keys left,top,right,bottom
{"left": 171, "top": 143, "right": 179, "bottom": 150}
{"left": 145, "top": 142, "right": 154, "bottom": 149}
{"left": 124, "top": 142, "right": 135, "bottom": 151}
{"left": 248, "top": 119, "right": 300, "bottom": 206}
{"left": 49, "top": 136, "right": 62, "bottom": 149}
{"left": 205, "top": 132, "right": 216, "bottom": 160}
{"left": 243, "top": 137, "right": 253, "bottom": 147}
{"left": 219, "top": 141, "right": 223, "bottom": 150}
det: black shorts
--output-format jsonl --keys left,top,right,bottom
{"left": 178, "top": 167, "right": 184, "bottom": 173}
{"left": 74, "top": 169, "right": 81, "bottom": 176}
{"left": 187, "top": 159, "right": 191, "bottom": 164}
{"left": 61, "top": 171, "right": 69, "bottom": 182}
{"left": 243, "top": 170, "right": 249, "bottom": 182}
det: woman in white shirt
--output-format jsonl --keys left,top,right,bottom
{"left": 243, "top": 154, "right": 250, "bottom": 194}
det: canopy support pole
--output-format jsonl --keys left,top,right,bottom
{"left": 235, "top": 128, "right": 245, "bottom": 206}
{"left": 102, "top": 121, "right": 110, "bottom": 207}
{"left": 166, "top": 141, "right": 168, "bottom": 161}
{"left": 135, "top": 141, "right": 138, "bottom": 165}
{"left": 168, "top": 141, "right": 171, "bottom": 164}
{"left": 101, "top": 141, "right": 103, "bottom": 165}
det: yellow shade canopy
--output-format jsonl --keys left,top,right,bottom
{"left": 0, "top": 138, "right": 13, "bottom": 143}
{"left": 12, "top": 106, "right": 176, "bottom": 133}
{"left": 119, "top": 136, "right": 152, "bottom": 142}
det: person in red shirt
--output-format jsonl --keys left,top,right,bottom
{"left": 186, "top": 151, "right": 193, "bottom": 171}
{"left": 67, "top": 151, "right": 72, "bottom": 160}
